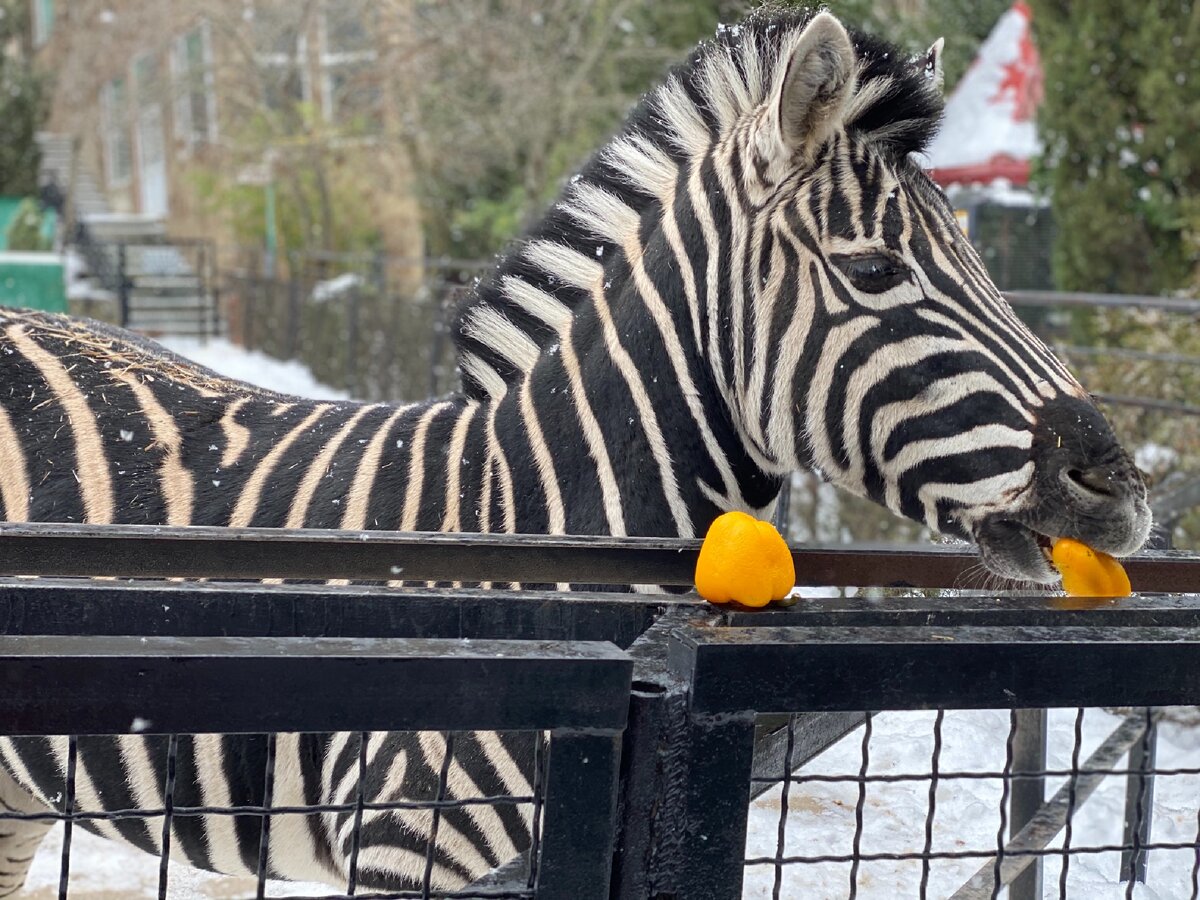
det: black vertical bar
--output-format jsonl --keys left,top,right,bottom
{"left": 609, "top": 668, "right": 676, "bottom": 899}
{"left": 671, "top": 713, "right": 757, "bottom": 900}
{"left": 1059, "top": 708, "right": 1086, "bottom": 898}
{"left": 771, "top": 718, "right": 796, "bottom": 900}
{"left": 526, "top": 732, "right": 547, "bottom": 891}
{"left": 209, "top": 241, "right": 221, "bottom": 337}
{"left": 117, "top": 243, "right": 130, "bottom": 327}
{"left": 919, "top": 709, "right": 945, "bottom": 899}
{"left": 255, "top": 732, "right": 276, "bottom": 899}
{"left": 286, "top": 276, "right": 301, "bottom": 359}
{"left": 345, "top": 731, "right": 368, "bottom": 896}
{"left": 1011, "top": 708, "right": 1047, "bottom": 900}
{"left": 772, "top": 478, "right": 792, "bottom": 536}
{"left": 534, "top": 730, "right": 622, "bottom": 900}
{"left": 992, "top": 710, "right": 1018, "bottom": 899}
{"left": 1189, "top": 796, "right": 1200, "bottom": 900}
{"left": 157, "top": 734, "right": 178, "bottom": 900}
{"left": 244, "top": 278, "right": 257, "bottom": 352}
{"left": 848, "top": 713, "right": 873, "bottom": 899}
{"left": 421, "top": 732, "right": 455, "bottom": 899}
{"left": 1121, "top": 708, "right": 1156, "bottom": 887}
{"left": 57, "top": 735, "right": 77, "bottom": 900}
{"left": 346, "top": 284, "right": 361, "bottom": 396}
{"left": 197, "top": 243, "right": 207, "bottom": 339}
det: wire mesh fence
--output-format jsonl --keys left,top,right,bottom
{"left": 742, "top": 707, "right": 1200, "bottom": 899}
{"left": 0, "top": 625, "right": 631, "bottom": 900}
{"left": 3, "top": 529, "right": 1200, "bottom": 898}
{"left": 2, "top": 729, "right": 547, "bottom": 899}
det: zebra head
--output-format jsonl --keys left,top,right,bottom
{"left": 456, "top": 9, "right": 1150, "bottom": 584}
{"left": 706, "top": 12, "right": 1151, "bottom": 582}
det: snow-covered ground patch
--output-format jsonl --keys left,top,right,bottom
{"left": 157, "top": 336, "right": 350, "bottom": 401}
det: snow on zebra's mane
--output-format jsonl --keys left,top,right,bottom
{"left": 452, "top": 7, "right": 945, "bottom": 401}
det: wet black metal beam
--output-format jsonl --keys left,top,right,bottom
{"left": 671, "top": 624, "right": 1200, "bottom": 714}
{"left": 0, "top": 635, "right": 632, "bottom": 735}
{"left": 0, "top": 522, "right": 1196, "bottom": 592}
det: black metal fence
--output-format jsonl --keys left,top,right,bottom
{"left": 1, "top": 524, "right": 1199, "bottom": 898}
{"left": 223, "top": 250, "right": 485, "bottom": 402}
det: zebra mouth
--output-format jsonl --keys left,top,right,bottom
{"left": 973, "top": 516, "right": 1059, "bottom": 585}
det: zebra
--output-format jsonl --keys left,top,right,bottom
{"left": 0, "top": 8, "right": 1151, "bottom": 895}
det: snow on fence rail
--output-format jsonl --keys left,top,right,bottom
{"left": 2, "top": 525, "right": 1200, "bottom": 899}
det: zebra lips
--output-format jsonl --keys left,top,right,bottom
{"left": 694, "top": 511, "right": 796, "bottom": 608}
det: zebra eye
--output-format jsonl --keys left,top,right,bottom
{"left": 831, "top": 252, "right": 910, "bottom": 294}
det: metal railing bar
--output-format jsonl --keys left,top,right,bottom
{"left": 0, "top": 522, "right": 1196, "bottom": 592}
{"left": 0, "top": 636, "right": 632, "bottom": 735}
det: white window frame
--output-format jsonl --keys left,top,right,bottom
{"left": 318, "top": 4, "right": 378, "bottom": 126}
{"left": 170, "top": 21, "right": 219, "bottom": 155}
{"left": 253, "top": 4, "right": 311, "bottom": 112}
{"left": 101, "top": 78, "right": 133, "bottom": 188}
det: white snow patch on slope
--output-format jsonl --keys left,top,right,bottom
{"left": 158, "top": 336, "right": 351, "bottom": 401}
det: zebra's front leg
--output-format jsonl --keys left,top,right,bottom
{"left": 0, "top": 767, "right": 52, "bottom": 898}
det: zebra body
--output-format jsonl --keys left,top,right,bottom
{"left": 0, "top": 9, "right": 1149, "bottom": 895}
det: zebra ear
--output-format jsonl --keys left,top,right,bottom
{"left": 924, "top": 37, "right": 945, "bottom": 93}
{"left": 773, "top": 12, "right": 857, "bottom": 159}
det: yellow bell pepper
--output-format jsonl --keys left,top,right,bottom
{"left": 694, "top": 511, "right": 796, "bottom": 608}
{"left": 1051, "top": 537, "right": 1131, "bottom": 598}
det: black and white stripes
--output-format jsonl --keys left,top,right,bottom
{"left": 0, "top": 8, "right": 1149, "bottom": 894}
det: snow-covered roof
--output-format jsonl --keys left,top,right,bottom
{"left": 923, "top": 1, "right": 1042, "bottom": 188}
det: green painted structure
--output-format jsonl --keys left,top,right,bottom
{"left": 0, "top": 253, "right": 67, "bottom": 313}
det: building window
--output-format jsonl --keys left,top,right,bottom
{"left": 32, "top": 0, "right": 54, "bottom": 46}
{"left": 171, "top": 23, "right": 218, "bottom": 151}
{"left": 320, "top": 2, "right": 380, "bottom": 133}
{"left": 252, "top": 2, "right": 309, "bottom": 113}
{"left": 101, "top": 78, "right": 133, "bottom": 187}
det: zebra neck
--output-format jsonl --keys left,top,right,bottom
{"left": 481, "top": 251, "right": 782, "bottom": 539}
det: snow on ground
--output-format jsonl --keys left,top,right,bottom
{"left": 17, "top": 338, "right": 1199, "bottom": 897}
{"left": 156, "top": 336, "right": 351, "bottom": 401}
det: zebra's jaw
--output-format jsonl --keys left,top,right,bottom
{"left": 973, "top": 517, "right": 1060, "bottom": 584}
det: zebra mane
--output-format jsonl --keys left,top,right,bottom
{"left": 452, "top": 8, "right": 944, "bottom": 401}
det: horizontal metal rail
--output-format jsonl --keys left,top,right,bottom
{"left": 0, "top": 578, "right": 674, "bottom": 646}
{"left": 0, "top": 522, "right": 1196, "bottom": 592}
{"left": 4, "top": 579, "right": 1200, "bottom": 643}
{"left": 670, "top": 623, "right": 1200, "bottom": 713}
{"left": 0, "top": 635, "right": 632, "bottom": 735}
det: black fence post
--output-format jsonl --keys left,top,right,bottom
{"left": 117, "top": 243, "right": 130, "bottom": 328}
{"left": 1121, "top": 709, "right": 1157, "bottom": 885}
{"left": 1011, "top": 707, "right": 1048, "bottom": 900}
{"left": 671, "top": 711, "right": 757, "bottom": 899}
{"left": 346, "top": 282, "right": 361, "bottom": 397}
{"left": 536, "top": 729, "right": 624, "bottom": 899}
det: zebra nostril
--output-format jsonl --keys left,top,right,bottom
{"left": 1063, "top": 466, "right": 1116, "bottom": 499}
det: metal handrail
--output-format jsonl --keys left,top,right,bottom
{"left": 0, "top": 521, "right": 1194, "bottom": 592}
